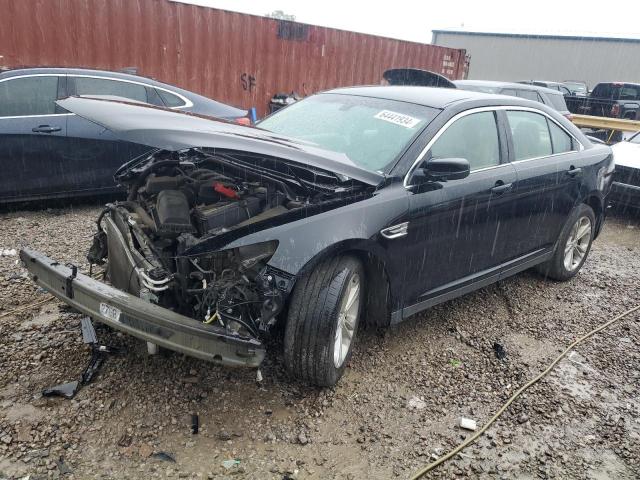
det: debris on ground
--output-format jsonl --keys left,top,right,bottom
{"left": 55, "top": 457, "right": 72, "bottom": 475}
{"left": 42, "top": 381, "right": 80, "bottom": 399}
{"left": 222, "top": 459, "right": 241, "bottom": 469}
{"left": 458, "top": 417, "right": 478, "bottom": 431}
{"left": 191, "top": 413, "right": 199, "bottom": 434}
{"left": 41, "top": 317, "right": 119, "bottom": 399}
{"left": 152, "top": 452, "right": 176, "bottom": 463}
{"left": 407, "top": 396, "right": 427, "bottom": 410}
{"left": 117, "top": 434, "right": 132, "bottom": 448}
{"left": 493, "top": 342, "right": 507, "bottom": 360}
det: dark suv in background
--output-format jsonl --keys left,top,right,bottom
{"left": 0, "top": 68, "right": 249, "bottom": 204}
{"left": 578, "top": 82, "right": 640, "bottom": 119}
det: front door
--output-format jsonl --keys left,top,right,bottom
{"left": 0, "top": 75, "right": 69, "bottom": 201}
{"left": 402, "top": 110, "right": 517, "bottom": 312}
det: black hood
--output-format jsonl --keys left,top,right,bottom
{"left": 57, "top": 97, "right": 385, "bottom": 186}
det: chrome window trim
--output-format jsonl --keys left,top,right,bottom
{"left": 68, "top": 74, "right": 193, "bottom": 109}
{"left": 0, "top": 72, "right": 193, "bottom": 114}
{"left": 404, "top": 105, "right": 584, "bottom": 188}
{"left": 0, "top": 113, "right": 74, "bottom": 120}
{"left": 0, "top": 74, "right": 65, "bottom": 119}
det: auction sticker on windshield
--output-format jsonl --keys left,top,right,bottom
{"left": 374, "top": 110, "right": 421, "bottom": 128}
{"left": 100, "top": 303, "right": 122, "bottom": 322}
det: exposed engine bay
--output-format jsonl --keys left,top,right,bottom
{"left": 88, "top": 148, "right": 372, "bottom": 341}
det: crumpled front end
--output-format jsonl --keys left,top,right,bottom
{"left": 20, "top": 248, "right": 265, "bottom": 367}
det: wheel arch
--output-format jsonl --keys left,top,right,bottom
{"left": 293, "top": 239, "right": 396, "bottom": 329}
{"left": 583, "top": 193, "right": 605, "bottom": 238}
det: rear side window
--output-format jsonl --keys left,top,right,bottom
{"left": 547, "top": 92, "right": 569, "bottom": 112}
{"left": 619, "top": 86, "right": 640, "bottom": 100}
{"left": 516, "top": 90, "right": 542, "bottom": 103}
{"left": 506, "top": 111, "right": 552, "bottom": 160}
{"left": 0, "top": 76, "right": 58, "bottom": 117}
{"left": 591, "top": 84, "right": 612, "bottom": 98}
{"left": 500, "top": 88, "right": 518, "bottom": 97}
{"left": 74, "top": 77, "right": 147, "bottom": 103}
{"left": 548, "top": 121, "right": 574, "bottom": 153}
{"left": 429, "top": 111, "right": 500, "bottom": 171}
{"left": 590, "top": 83, "right": 640, "bottom": 100}
{"left": 156, "top": 89, "right": 186, "bottom": 107}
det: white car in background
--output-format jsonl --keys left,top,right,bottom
{"left": 610, "top": 132, "right": 640, "bottom": 209}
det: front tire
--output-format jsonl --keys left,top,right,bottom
{"left": 284, "top": 255, "right": 363, "bottom": 387}
{"left": 536, "top": 204, "right": 595, "bottom": 281}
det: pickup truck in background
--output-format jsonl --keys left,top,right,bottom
{"left": 567, "top": 82, "right": 640, "bottom": 119}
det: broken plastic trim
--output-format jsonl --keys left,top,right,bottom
{"left": 42, "top": 317, "right": 119, "bottom": 399}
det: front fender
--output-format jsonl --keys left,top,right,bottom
{"left": 223, "top": 184, "right": 410, "bottom": 276}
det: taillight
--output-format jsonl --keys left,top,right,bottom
{"left": 611, "top": 104, "right": 620, "bottom": 116}
{"left": 235, "top": 117, "right": 252, "bottom": 126}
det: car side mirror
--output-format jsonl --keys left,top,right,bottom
{"left": 412, "top": 157, "right": 470, "bottom": 184}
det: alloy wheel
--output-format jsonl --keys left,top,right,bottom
{"left": 333, "top": 272, "right": 361, "bottom": 368}
{"left": 563, "top": 216, "right": 592, "bottom": 272}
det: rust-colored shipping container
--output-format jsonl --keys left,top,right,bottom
{"left": 0, "top": 0, "right": 467, "bottom": 116}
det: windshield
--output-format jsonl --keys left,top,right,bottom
{"left": 630, "top": 131, "right": 640, "bottom": 144}
{"left": 455, "top": 83, "right": 500, "bottom": 94}
{"left": 258, "top": 93, "right": 437, "bottom": 172}
{"left": 564, "top": 81, "right": 587, "bottom": 93}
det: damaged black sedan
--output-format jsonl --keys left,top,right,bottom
{"left": 21, "top": 87, "right": 613, "bottom": 386}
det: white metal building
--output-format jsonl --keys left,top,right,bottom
{"left": 432, "top": 29, "right": 640, "bottom": 89}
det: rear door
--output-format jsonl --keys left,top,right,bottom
{"left": 64, "top": 75, "right": 153, "bottom": 192}
{"left": 0, "top": 74, "right": 69, "bottom": 202}
{"left": 402, "top": 109, "right": 518, "bottom": 312}
{"left": 503, "top": 109, "right": 584, "bottom": 260}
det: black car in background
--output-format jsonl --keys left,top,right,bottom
{"left": 454, "top": 80, "right": 572, "bottom": 118}
{"left": 22, "top": 87, "right": 613, "bottom": 386}
{"left": 0, "top": 68, "right": 249, "bottom": 204}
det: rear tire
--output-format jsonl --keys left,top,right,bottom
{"left": 284, "top": 255, "right": 363, "bottom": 387}
{"left": 536, "top": 204, "right": 595, "bottom": 281}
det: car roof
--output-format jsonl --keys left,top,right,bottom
{"left": 529, "top": 80, "right": 564, "bottom": 86}
{"left": 0, "top": 66, "right": 248, "bottom": 118}
{"left": 594, "top": 81, "right": 640, "bottom": 87}
{"left": 324, "top": 85, "right": 509, "bottom": 109}
{"left": 0, "top": 66, "right": 155, "bottom": 82}
{"left": 454, "top": 80, "right": 561, "bottom": 95}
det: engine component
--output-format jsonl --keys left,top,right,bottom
{"left": 213, "top": 181, "right": 240, "bottom": 199}
{"left": 196, "top": 183, "right": 222, "bottom": 204}
{"left": 145, "top": 174, "right": 183, "bottom": 194}
{"left": 194, "top": 196, "right": 261, "bottom": 233}
{"left": 154, "top": 190, "right": 195, "bottom": 237}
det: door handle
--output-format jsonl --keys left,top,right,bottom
{"left": 491, "top": 181, "right": 513, "bottom": 195}
{"left": 566, "top": 167, "right": 582, "bottom": 177}
{"left": 32, "top": 125, "right": 61, "bottom": 133}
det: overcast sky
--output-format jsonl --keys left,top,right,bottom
{"left": 172, "top": 0, "right": 640, "bottom": 43}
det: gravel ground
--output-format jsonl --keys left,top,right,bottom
{"left": 0, "top": 203, "right": 639, "bottom": 479}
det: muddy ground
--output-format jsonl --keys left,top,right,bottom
{"left": 0, "top": 203, "right": 639, "bottom": 479}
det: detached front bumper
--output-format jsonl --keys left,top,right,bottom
{"left": 20, "top": 248, "right": 265, "bottom": 367}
